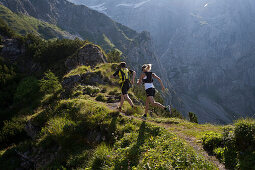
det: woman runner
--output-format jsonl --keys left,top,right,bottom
{"left": 137, "top": 64, "right": 171, "bottom": 119}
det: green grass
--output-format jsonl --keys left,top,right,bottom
{"left": 0, "top": 5, "right": 70, "bottom": 39}
{"left": 102, "top": 34, "right": 115, "bottom": 49}
{"left": 0, "top": 93, "right": 217, "bottom": 169}
{"left": 64, "top": 65, "right": 91, "bottom": 78}
{"left": 152, "top": 117, "right": 223, "bottom": 140}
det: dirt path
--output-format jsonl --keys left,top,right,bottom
{"left": 107, "top": 103, "right": 226, "bottom": 170}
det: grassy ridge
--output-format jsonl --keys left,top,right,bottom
{"left": 0, "top": 63, "right": 216, "bottom": 169}
{"left": 0, "top": 5, "right": 71, "bottom": 39}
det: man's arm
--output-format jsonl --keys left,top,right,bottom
{"left": 111, "top": 70, "right": 119, "bottom": 79}
{"left": 152, "top": 73, "right": 165, "bottom": 91}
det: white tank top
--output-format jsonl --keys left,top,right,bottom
{"left": 143, "top": 76, "right": 155, "bottom": 90}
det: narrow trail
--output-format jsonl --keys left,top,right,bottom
{"left": 107, "top": 103, "right": 226, "bottom": 170}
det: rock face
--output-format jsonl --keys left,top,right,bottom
{"left": 65, "top": 44, "right": 107, "bottom": 70}
{"left": 0, "top": 35, "right": 43, "bottom": 74}
{"left": 0, "top": 38, "right": 25, "bottom": 63}
{"left": 69, "top": 0, "right": 255, "bottom": 123}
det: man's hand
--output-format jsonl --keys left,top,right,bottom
{"left": 162, "top": 86, "right": 165, "bottom": 91}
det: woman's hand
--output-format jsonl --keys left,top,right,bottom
{"left": 162, "top": 86, "right": 165, "bottom": 91}
{"left": 137, "top": 79, "right": 140, "bottom": 84}
{"left": 131, "top": 79, "right": 134, "bottom": 85}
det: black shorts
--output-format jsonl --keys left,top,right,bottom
{"left": 120, "top": 81, "right": 130, "bottom": 95}
{"left": 146, "top": 88, "right": 155, "bottom": 97}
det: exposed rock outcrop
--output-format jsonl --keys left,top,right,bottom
{"left": 0, "top": 38, "right": 25, "bottom": 63}
{"left": 65, "top": 44, "right": 106, "bottom": 70}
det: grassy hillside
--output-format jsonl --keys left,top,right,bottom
{"left": 0, "top": 20, "right": 254, "bottom": 169}
{"left": 0, "top": 5, "right": 72, "bottom": 40}
{"left": 0, "top": 63, "right": 215, "bottom": 169}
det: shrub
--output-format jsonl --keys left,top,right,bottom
{"left": 83, "top": 85, "right": 100, "bottom": 97}
{"left": 0, "top": 60, "right": 18, "bottom": 111}
{"left": 107, "top": 49, "right": 122, "bottom": 63}
{"left": 202, "top": 132, "right": 223, "bottom": 153}
{"left": 189, "top": 112, "right": 198, "bottom": 123}
{"left": 14, "top": 76, "right": 39, "bottom": 103}
{"left": 0, "top": 18, "right": 17, "bottom": 38}
{"left": 101, "top": 87, "right": 107, "bottom": 93}
{"left": 95, "top": 94, "right": 107, "bottom": 102}
{"left": 39, "top": 70, "right": 62, "bottom": 94}
{"left": 224, "top": 146, "right": 238, "bottom": 169}
{"left": 213, "top": 147, "right": 225, "bottom": 162}
{"left": 0, "top": 117, "right": 27, "bottom": 149}
{"left": 234, "top": 119, "right": 255, "bottom": 152}
{"left": 108, "top": 89, "right": 119, "bottom": 96}
{"left": 170, "top": 108, "right": 183, "bottom": 119}
{"left": 237, "top": 151, "right": 255, "bottom": 170}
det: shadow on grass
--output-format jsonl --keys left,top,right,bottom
{"left": 107, "top": 116, "right": 118, "bottom": 145}
{"left": 115, "top": 121, "right": 146, "bottom": 169}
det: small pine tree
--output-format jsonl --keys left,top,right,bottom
{"left": 39, "top": 70, "right": 62, "bottom": 94}
{"left": 189, "top": 112, "right": 198, "bottom": 123}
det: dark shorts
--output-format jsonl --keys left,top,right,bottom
{"left": 146, "top": 88, "right": 155, "bottom": 97}
{"left": 120, "top": 81, "right": 130, "bottom": 95}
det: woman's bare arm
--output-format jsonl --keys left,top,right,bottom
{"left": 131, "top": 71, "right": 136, "bottom": 84}
{"left": 137, "top": 73, "right": 145, "bottom": 85}
{"left": 152, "top": 73, "right": 165, "bottom": 91}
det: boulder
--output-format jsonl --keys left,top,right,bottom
{"left": 65, "top": 44, "right": 107, "bottom": 70}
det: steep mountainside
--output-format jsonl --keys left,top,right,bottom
{"left": 160, "top": 0, "right": 255, "bottom": 123}
{"left": 0, "top": 5, "right": 74, "bottom": 40}
{"left": 1, "top": 23, "right": 254, "bottom": 169}
{"left": 0, "top": 0, "right": 165, "bottom": 77}
{"left": 67, "top": 0, "right": 182, "bottom": 54}
{"left": 68, "top": 0, "right": 255, "bottom": 123}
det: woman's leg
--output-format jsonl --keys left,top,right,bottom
{"left": 145, "top": 97, "right": 150, "bottom": 115}
{"left": 148, "top": 96, "right": 165, "bottom": 109}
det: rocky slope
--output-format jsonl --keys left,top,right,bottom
{"left": 68, "top": 0, "right": 255, "bottom": 123}
{"left": 0, "top": 0, "right": 165, "bottom": 77}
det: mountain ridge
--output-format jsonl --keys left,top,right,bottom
{"left": 68, "top": 0, "right": 255, "bottom": 123}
